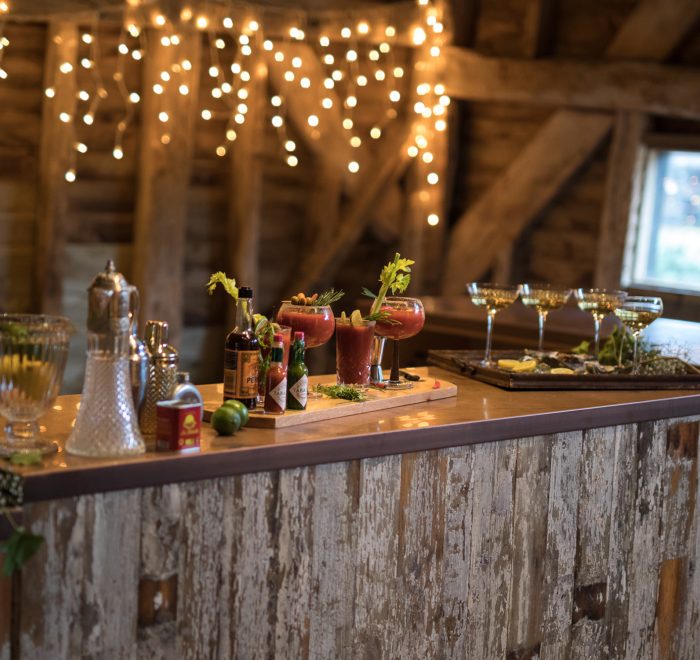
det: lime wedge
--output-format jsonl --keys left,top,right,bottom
{"left": 350, "top": 309, "right": 363, "bottom": 326}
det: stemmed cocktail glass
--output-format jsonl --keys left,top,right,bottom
{"left": 0, "top": 314, "right": 74, "bottom": 456}
{"left": 574, "top": 288, "right": 627, "bottom": 360}
{"left": 613, "top": 296, "right": 663, "bottom": 374}
{"left": 520, "top": 284, "right": 572, "bottom": 354}
{"left": 466, "top": 283, "right": 520, "bottom": 366}
{"left": 374, "top": 297, "right": 425, "bottom": 388}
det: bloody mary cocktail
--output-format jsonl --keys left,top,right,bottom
{"left": 335, "top": 318, "right": 376, "bottom": 387}
{"left": 375, "top": 301, "right": 425, "bottom": 340}
{"left": 276, "top": 303, "right": 334, "bottom": 349}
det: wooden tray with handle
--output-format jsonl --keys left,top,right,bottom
{"left": 427, "top": 350, "right": 700, "bottom": 391}
{"left": 203, "top": 369, "right": 458, "bottom": 428}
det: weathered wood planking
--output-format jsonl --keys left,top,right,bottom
{"left": 9, "top": 416, "right": 700, "bottom": 658}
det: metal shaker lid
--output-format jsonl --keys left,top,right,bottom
{"left": 145, "top": 320, "right": 178, "bottom": 364}
{"left": 87, "top": 260, "right": 133, "bottom": 335}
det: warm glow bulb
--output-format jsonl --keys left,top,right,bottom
{"left": 348, "top": 161, "right": 359, "bottom": 173}
{"left": 319, "top": 35, "right": 330, "bottom": 47}
{"left": 209, "top": 66, "right": 219, "bottom": 77}
{"left": 417, "top": 83, "right": 430, "bottom": 95}
{"left": 379, "top": 42, "right": 390, "bottom": 53}
{"left": 357, "top": 75, "right": 368, "bottom": 87}
{"left": 287, "top": 155, "right": 298, "bottom": 167}
{"left": 65, "top": 169, "right": 76, "bottom": 182}
{"left": 332, "top": 70, "right": 343, "bottom": 81}
{"left": 248, "top": 20, "right": 259, "bottom": 32}
{"left": 274, "top": 51, "right": 284, "bottom": 63}
{"left": 427, "top": 214, "right": 439, "bottom": 226}
{"left": 324, "top": 78, "right": 334, "bottom": 89}
{"left": 393, "top": 67, "right": 404, "bottom": 78}
{"left": 264, "top": 40, "right": 273, "bottom": 51}
{"left": 322, "top": 97, "right": 333, "bottom": 109}
{"left": 227, "top": 129, "right": 237, "bottom": 141}
{"left": 154, "top": 14, "right": 166, "bottom": 27}
{"left": 182, "top": 59, "right": 193, "bottom": 71}
{"left": 45, "top": 87, "right": 56, "bottom": 98}
{"left": 284, "top": 71, "right": 295, "bottom": 82}
{"left": 422, "top": 151, "right": 434, "bottom": 163}
{"left": 59, "top": 62, "right": 73, "bottom": 74}
{"left": 341, "top": 26, "right": 351, "bottom": 38}
{"left": 350, "top": 136, "right": 361, "bottom": 148}
{"left": 415, "top": 135, "right": 428, "bottom": 149}
{"left": 212, "top": 88, "right": 223, "bottom": 99}
{"left": 238, "top": 88, "right": 249, "bottom": 99}
{"left": 407, "top": 145, "right": 418, "bottom": 157}
{"left": 0, "top": 2, "right": 9, "bottom": 12}
{"left": 161, "top": 36, "right": 171, "bottom": 47}
{"left": 129, "top": 92, "right": 140, "bottom": 103}
{"left": 435, "top": 119, "right": 447, "bottom": 131}
{"left": 434, "top": 22, "right": 444, "bottom": 34}
{"left": 171, "top": 34, "right": 180, "bottom": 45}
{"left": 223, "top": 17, "right": 233, "bottom": 29}
{"left": 412, "top": 27, "right": 426, "bottom": 45}
{"left": 113, "top": 146, "right": 124, "bottom": 159}
{"left": 369, "top": 50, "right": 379, "bottom": 62}
{"left": 237, "top": 103, "right": 248, "bottom": 114}
{"left": 342, "top": 118, "right": 353, "bottom": 130}
{"left": 82, "top": 33, "right": 93, "bottom": 44}
{"left": 196, "top": 16, "right": 208, "bottom": 29}
{"left": 370, "top": 127, "right": 381, "bottom": 139}
{"left": 160, "top": 71, "right": 170, "bottom": 82}
{"left": 215, "top": 38, "right": 225, "bottom": 49}
{"left": 235, "top": 113, "right": 245, "bottom": 124}
{"left": 216, "top": 146, "right": 226, "bottom": 157}
{"left": 161, "top": 134, "right": 171, "bottom": 144}
{"left": 231, "top": 62, "right": 241, "bottom": 73}
{"left": 241, "top": 45, "right": 252, "bottom": 56}
{"left": 346, "top": 50, "right": 358, "bottom": 62}
{"left": 83, "top": 113, "right": 94, "bottom": 125}
{"left": 179, "top": 84, "right": 189, "bottom": 95}
{"left": 285, "top": 140, "right": 296, "bottom": 152}
{"left": 75, "top": 142, "right": 88, "bottom": 153}
{"left": 307, "top": 114, "right": 319, "bottom": 127}
{"left": 434, "top": 83, "right": 445, "bottom": 95}
{"left": 271, "top": 115, "right": 283, "bottom": 127}
{"left": 159, "top": 112, "right": 169, "bottom": 123}
{"left": 131, "top": 50, "right": 142, "bottom": 60}
{"left": 385, "top": 25, "right": 396, "bottom": 37}
{"left": 271, "top": 95, "right": 282, "bottom": 107}
{"left": 427, "top": 172, "right": 439, "bottom": 185}
{"left": 324, "top": 54, "right": 334, "bottom": 65}
{"left": 375, "top": 70, "right": 386, "bottom": 81}
{"left": 292, "top": 56, "right": 302, "bottom": 69}
{"left": 389, "top": 90, "right": 400, "bottom": 102}
{"left": 439, "top": 95, "right": 451, "bottom": 106}
{"left": 414, "top": 101, "right": 425, "bottom": 114}
{"left": 59, "top": 112, "right": 71, "bottom": 123}
{"left": 346, "top": 95, "right": 357, "bottom": 108}
{"left": 201, "top": 109, "right": 212, "bottom": 120}
{"left": 430, "top": 46, "right": 440, "bottom": 57}
{"left": 357, "top": 21, "right": 369, "bottom": 35}
{"left": 240, "top": 71, "right": 251, "bottom": 82}
{"left": 239, "top": 35, "right": 250, "bottom": 45}
{"left": 153, "top": 83, "right": 164, "bottom": 94}
{"left": 221, "top": 82, "right": 232, "bottom": 94}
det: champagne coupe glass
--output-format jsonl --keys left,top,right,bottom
{"left": 276, "top": 302, "right": 335, "bottom": 396}
{"left": 520, "top": 284, "right": 572, "bottom": 354}
{"left": 613, "top": 296, "right": 663, "bottom": 375}
{"left": 466, "top": 283, "right": 521, "bottom": 366}
{"left": 0, "top": 314, "right": 74, "bottom": 456}
{"left": 574, "top": 288, "right": 627, "bottom": 361}
{"left": 374, "top": 297, "right": 425, "bottom": 389}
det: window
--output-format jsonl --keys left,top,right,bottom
{"left": 624, "top": 149, "right": 700, "bottom": 293}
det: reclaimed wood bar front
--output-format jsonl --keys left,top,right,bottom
{"left": 2, "top": 367, "right": 700, "bottom": 659}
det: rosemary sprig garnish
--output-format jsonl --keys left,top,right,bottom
{"left": 313, "top": 384, "right": 367, "bottom": 401}
{"left": 314, "top": 289, "right": 345, "bottom": 306}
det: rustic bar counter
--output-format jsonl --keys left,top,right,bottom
{"left": 2, "top": 367, "right": 700, "bottom": 659}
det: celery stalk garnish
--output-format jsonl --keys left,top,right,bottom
{"left": 363, "top": 253, "right": 415, "bottom": 322}
{"left": 206, "top": 271, "right": 238, "bottom": 300}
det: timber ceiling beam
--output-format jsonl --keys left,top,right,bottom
{"left": 443, "top": 48, "right": 700, "bottom": 121}
{"left": 441, "top": 111, "right": 613, "bottom": 293}
{"left": 442, "top": 0, "right": 700, "bottom": 293}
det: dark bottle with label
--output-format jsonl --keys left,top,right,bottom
{"left": 223, "top": 286, "right": 260, "bottom": 409}
{"left": 264, "top": 334, "right": 287, "bottom": 415}
{"left": 287, "top": 331, "right": 308, "bottom": 411}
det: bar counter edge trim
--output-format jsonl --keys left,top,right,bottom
{"left": 19, "top": 392, "right": 700, "bottom": 503}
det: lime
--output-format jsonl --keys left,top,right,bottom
{"left": 211, "top": 406, "right": 242, "bottom": 435}
{"left": 223, "top": 399, "right": 249, "bottom": 426}
{"left": 350, "top": 309, "right": 363, "bottom": 326}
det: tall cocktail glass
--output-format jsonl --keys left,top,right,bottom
{"left": 0, "top": 314, "right": 74, "bottom": 456}
{"left": 575, "top": 288, "right": 627, "bottom": 360}
{"left": 520, "top": 284, "right": 572, "bottom": 353}
{"left": 336, "top": 318, "right": 376, "bottom": 388}
{"left": 613, "top": 296, "right": 663, "bottom": 374}
{"left": 374, "top": 297, "right": 425, "bottom": 388}
{"left": 466, "top": 283, "right": 520, "bottom": 366}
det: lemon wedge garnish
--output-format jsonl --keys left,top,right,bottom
{"left": 511, "top": 360, "right": 537, "bottom": 373}
{"left": 551, "top": 367, "right": 574, "bottom": 375}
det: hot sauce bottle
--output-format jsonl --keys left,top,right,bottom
{"left": 287, "top": 331, "right": 308, "bottom": 411}
{"left": 264, "top": 334, "right": 287, "bottom": 415}
{"left": 223, "top": 286, "right": 259, "bottom": 409}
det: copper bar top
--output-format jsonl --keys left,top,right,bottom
{"left": 3, "top": 366, "right": 700, "bottom": 503}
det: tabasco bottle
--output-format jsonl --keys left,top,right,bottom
{"left": 264, "top": 334, "right": 287, "bottom": 415}
{"left": 287, "top": 331, "right": 308, "bottom": 410}
{"left": 223, "top": 286, "right": 259, "bottom": 409}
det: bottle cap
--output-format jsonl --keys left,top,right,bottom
{"left": 273, "top": 333, "right": 284, "bottom": 343}
{"left": 294, "top": 331, "right": 304, "bottom": 342}
{"left": 239, "top": 286, "right": 253, "bottom": 299}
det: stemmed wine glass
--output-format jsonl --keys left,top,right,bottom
{"left": 613, "top": 296, "right": 663, "bottom": 374}
{"left": 374, "top": 297, "right": 425, "bottom": 389}
{"left": 0, "top": 314, "right": 74, "bottom": 456}
{"left": 574, "top": 288, "right": 627, "bottom": 360}
{"left": 520, "top": 284, "right": 572, "bottom": 354}
{"left": 467, "top": 283, "right": 521, "bottom": 366}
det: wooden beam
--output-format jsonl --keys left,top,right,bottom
{"left": 132, "top": 29, "right": 200, "bottom": 345}
{"left": 227, "top": 50, "right": 265, "bottom": 326}
{"left": 443, "top": 0, "right": 700, "bottom": 293}
{"left": 265, "top": 42, "right": 365, "bottom": 189}
{"left": 444, "top": 47, "right": 700, "bottom": 121}
{"left": 35, "top": 21, "right": 78, "bottom": 315}
{"left": 289, "top": 117, "right": 413, "bottom": 293}
{"left": 594, "top": 112, "right": 648, "bottom": 289}
{"left": 521, "top": 0, "right": 556, "bottom": 58}
{"left": 606, "top": 0, "right": 700, "bottom": 62}
{"left": 442, "top": 111, "right": 613, "bottom": 293}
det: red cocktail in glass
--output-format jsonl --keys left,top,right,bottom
{"left": 335, "top": 318, "right": 376, "bottom": 387}
{"left": 374, "top": 296, "right": 425, "bottom": 388}
{"left": 276, "top": 303, "right": 335, "bottom": 348}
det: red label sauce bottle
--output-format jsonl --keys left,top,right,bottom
{"left": 264, "top": 334, "right": 287, "bottom": 415}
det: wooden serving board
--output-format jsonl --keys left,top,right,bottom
{"left": 428, "top": 349, "right": 700, "bottom": 391}
{"left": 203, "top": 370, "right": 458, "bottom": 428}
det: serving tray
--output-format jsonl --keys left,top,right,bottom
{"left": 427, "top": 350, "right": 700, "bottom": 391}
{"left": 203, "top": 370, "right": 458, "bottom": 428}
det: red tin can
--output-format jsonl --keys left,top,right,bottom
{"left": 156, "top": 400, "right": 202, "bottom": 452}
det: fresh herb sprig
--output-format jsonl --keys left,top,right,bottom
{"left": 314, "top": 384, "right": 367, "bottom": 401}
{"left": 314, "top": 289, "right": 345, "bottom": 307}
{"left": 206, "top": 272, "right": 238, "bottom": 300}
{"left": 366, "top": 253, "right": 415, "bottom": 318}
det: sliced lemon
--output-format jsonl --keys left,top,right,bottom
{"left": 551, "top": 367, "right": 574, "bottom": 375}
{"left": 497, "top": 359, "right": 521, "bottom": 370}
{"left": 511, "top": 360, "right": 537, "bottom": 373}
{"left": 350, "top": 309, "right": 363, "bottom": 326}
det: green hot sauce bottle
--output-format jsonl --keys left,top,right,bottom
{"left": 287, "top": 331, "right": 308, "bottom": 411}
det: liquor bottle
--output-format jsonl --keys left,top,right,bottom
{"left": 287, "top": 331, "right": 308, "bottom": 411}
{"left": 223, "top": 286, "right": 260, "bottom": 409}
{"left": 264, "top": 334, "right": 287, "bottom": 415}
